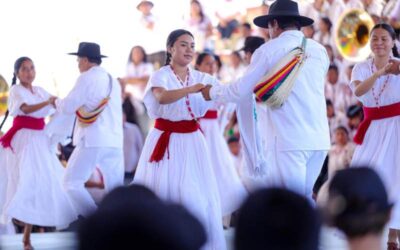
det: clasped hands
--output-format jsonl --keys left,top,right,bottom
{"left": 47, "top": 96, "right": 57, "bottom": 107}
{"left": 388, "top": 58, "right": 400, "bottom": 75}
{"left": 188, "top": 83, "right": 213, "bottom": 100}
{"left": 380, "top": 58, "right": 400, "bottom": 76}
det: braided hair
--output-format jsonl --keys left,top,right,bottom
{"left": 0, "top": 57, "right": 33, "bottom": 130}
{"left": 164, "top": 29, "right": 194, "bottom": 66}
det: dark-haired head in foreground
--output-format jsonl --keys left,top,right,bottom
{"left": 325, "top": 167, "right": 392, "bottom": 238}
{"left": 78, "top": 184, "right": 206, "bottom": 250}
{"left": 235, "top": 187, "right": 321, "bottom": 250}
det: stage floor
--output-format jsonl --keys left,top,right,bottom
{"left": 0, "top": 227, "right": 389, "bottom": 250}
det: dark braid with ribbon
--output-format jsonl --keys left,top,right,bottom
{"left": 0, "top": 57, "right": 32, "bottom": 131}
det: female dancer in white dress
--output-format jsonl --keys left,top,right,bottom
{"left": 349, "top": 23, "right": 400, "bottom": 249}
{"left": 195, "top": 52, "right": 247, "bottom": 217}
{"left": 133, "top": 30, "right": 226, "bottom": 250}
{"left": 0, "top": 57, "right": 77, "bottom": 250}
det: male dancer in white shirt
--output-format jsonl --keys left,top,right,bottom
{"left": 54, "top": 42, "right": 124, "bottom": 216}
{"left": 202, "top": 0, "right": 330, "bottom": 200}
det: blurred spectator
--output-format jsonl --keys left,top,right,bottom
{"left": 120, "top": 45, "right": 153, "bottom": 136}
{"left": 122, "top": 112, "right": 143, "bottom": 179}
{"left": 78, "top": 185, "right": 206, "bottom": 250}
{"left": 324, "top": 168, "right": 392, "bottom": 250}
{"left": 326, "top": 99, "right": 347, "bottom": 143}
{"left": 213, "top": 54, "right": 223, "bottom": 80}
{"left": 343, "top": 0, "right": 364, "bottom": 9}
{"left": 215, "top": 0, "right": 243, "bottom": 39}
{"left": 388, "top": 0, "right": 400, "bottom": 29}
{"left": 300, "top": 0, "right": 328, "bottom": 23}
{"left": 235, "top": 22, "right": 253, "bottom": 50}
{"left": 314, "top": 17, "right": 334, "bottom": 48}
{"left": 137, "top": 1, "right": 155, "bottom": 31}
{"left": 121, "top": 46, "right": 154, "bottom": 100}
{"left": 324, "top": 44, "right": 344, "bottom": 72}
{"left": 326, "top": 0, "right": 345, "bottom": 27}
{"left": 235, "top": 188, "right": 321, "bottom": 250}
{"left": 219, "top": 51, "right": 246, "bottom": 83}
{"left": 134, "top": 1, "right": 165, "bottom": 59}
{"left": 325, "top": 64, "right": 355, "bottom": 115}
{"left": 240, "top": 36, "right": 265, "bottom": 65}
{"left": 316, "top": 126, "right": 355, "bottom": 204}
{"left": 302, "top": 24, "right": 315, "bottom": 39}
{"left": 346, "top": 104, "right": 363, "bottom": 139}
{"left": 227, "top": 135, "right": 241, "bottom": 162}
{"left": 329, "top": 126, "right": 355, "bottom": 170}
{"left": 195, "top": 52, "right": 216, "bottom": 75}
{"left": 185, "top": 0, "right": 213, "bottom": 52}
{"left": 361, "top": 0, "right": 383, "bottom": 17}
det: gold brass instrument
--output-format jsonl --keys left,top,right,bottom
{"left": 334, "top": 9, "right": 375, "bottom": 62}
{"left": 0, "top": 75, "right": 8, "bottom": 116}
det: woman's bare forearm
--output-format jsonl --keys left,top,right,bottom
{"left": 20, "top": 101, "right": 51, "bottom": 114}
{"left": 153, "top": 84, "right": 204, "bottom": 104}
{"left": 153, "top": 88, "right": 190, "bottom": 104}
{"left": 354, "top": 72, "right": 379, "bottom": 97}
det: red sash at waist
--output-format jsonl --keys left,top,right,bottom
{"left": 149, "top": 118, "right": 200, "bottom": 162}
{"left": 354, "top": 102, "right": 400, "bottom": 145}
{"left": 0, "top": 116, "right": 45, "bottom": 149}
{"left": 202, "top": 110, "right": 218, "bottom": 119}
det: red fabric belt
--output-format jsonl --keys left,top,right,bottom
{"left": 0, "top": 116, "right": 45, "bottom": 150}
{"left": 149, "top": 118, "right": 200, "bottom": 162}
{"left": 354, "top": 102, "right": 400, "bottom": 145}
{"left": 202, "top": 110, "right": 218, "bottom": 119}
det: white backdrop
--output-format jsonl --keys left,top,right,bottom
{"left": 0, "top": 0, "right": 265, "bottom": 97}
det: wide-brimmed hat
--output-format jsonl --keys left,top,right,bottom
{"left": 254, "top": 0, "right": 314, "bottom": 28}
{"left": 136, "top": 0, "right": 154, "bottom": 10}
{"left": 68, "top": 42, "right": 107, "bottom": 59}
{"left": 241, "top": 36, "right": 265, "bottom": 53}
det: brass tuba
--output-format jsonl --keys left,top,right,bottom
{"left": 0, "top": 75, "right": 8, "bottom": 116}
{"left": 334, "top": 9, "right": 375, "bottom": 62}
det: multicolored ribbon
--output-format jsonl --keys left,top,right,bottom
{"left": 254, "top": 55, "right": 301, "bottom": 102}
{"left": 76, "top": 97, "right": 110, "bottom": 126}
{"left": 253, "top": 37, "right": 307, "bottom": 108}
{"left": 76, "top": 74, "right": 112, "bottom": 127}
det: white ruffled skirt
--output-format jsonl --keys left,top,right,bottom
{"left": 200, "top": 118, "right": 247, "bottom": 215}
{"left": 133, "top": 128, "right": 226, "bottom": 250}
{"left": 0, "top": 128, "right": 77, "bottom": 228}
{"left": 351, "top": 116, "right": 400, "bottom": 229}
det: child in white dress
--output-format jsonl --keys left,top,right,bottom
{"left": 0, "top": 57, "right": 77, "bottom": 250}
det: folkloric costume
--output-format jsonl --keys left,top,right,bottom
{"left": 0, "top": 85, "right": 77, "bottom": 228}
{"left": 350, "top": 58, "right": 400, "bottom": 229}
{"left": 210, "top": 0, "right": 330, "bottom": 199}
{"left": 133, "top": 66, "right": 227, "bottom": 250}
{"left": 55, "top": 42, "right": 124, "bottom": 217}
{"left": 200, "top": 107, "right": 247, "bottom": 216}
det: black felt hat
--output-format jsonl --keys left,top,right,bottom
{"left": 253, "top": 0, "right": 314, "bottom": 28}
{"left": 68, "top": 42, "right": 107, "bottom": 59}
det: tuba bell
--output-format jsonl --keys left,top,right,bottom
{"left": 0, "top": 75, "right": 9, "bottom": 116}
{"left": 334, "top": 9, "right": 375, "bottom": 62}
